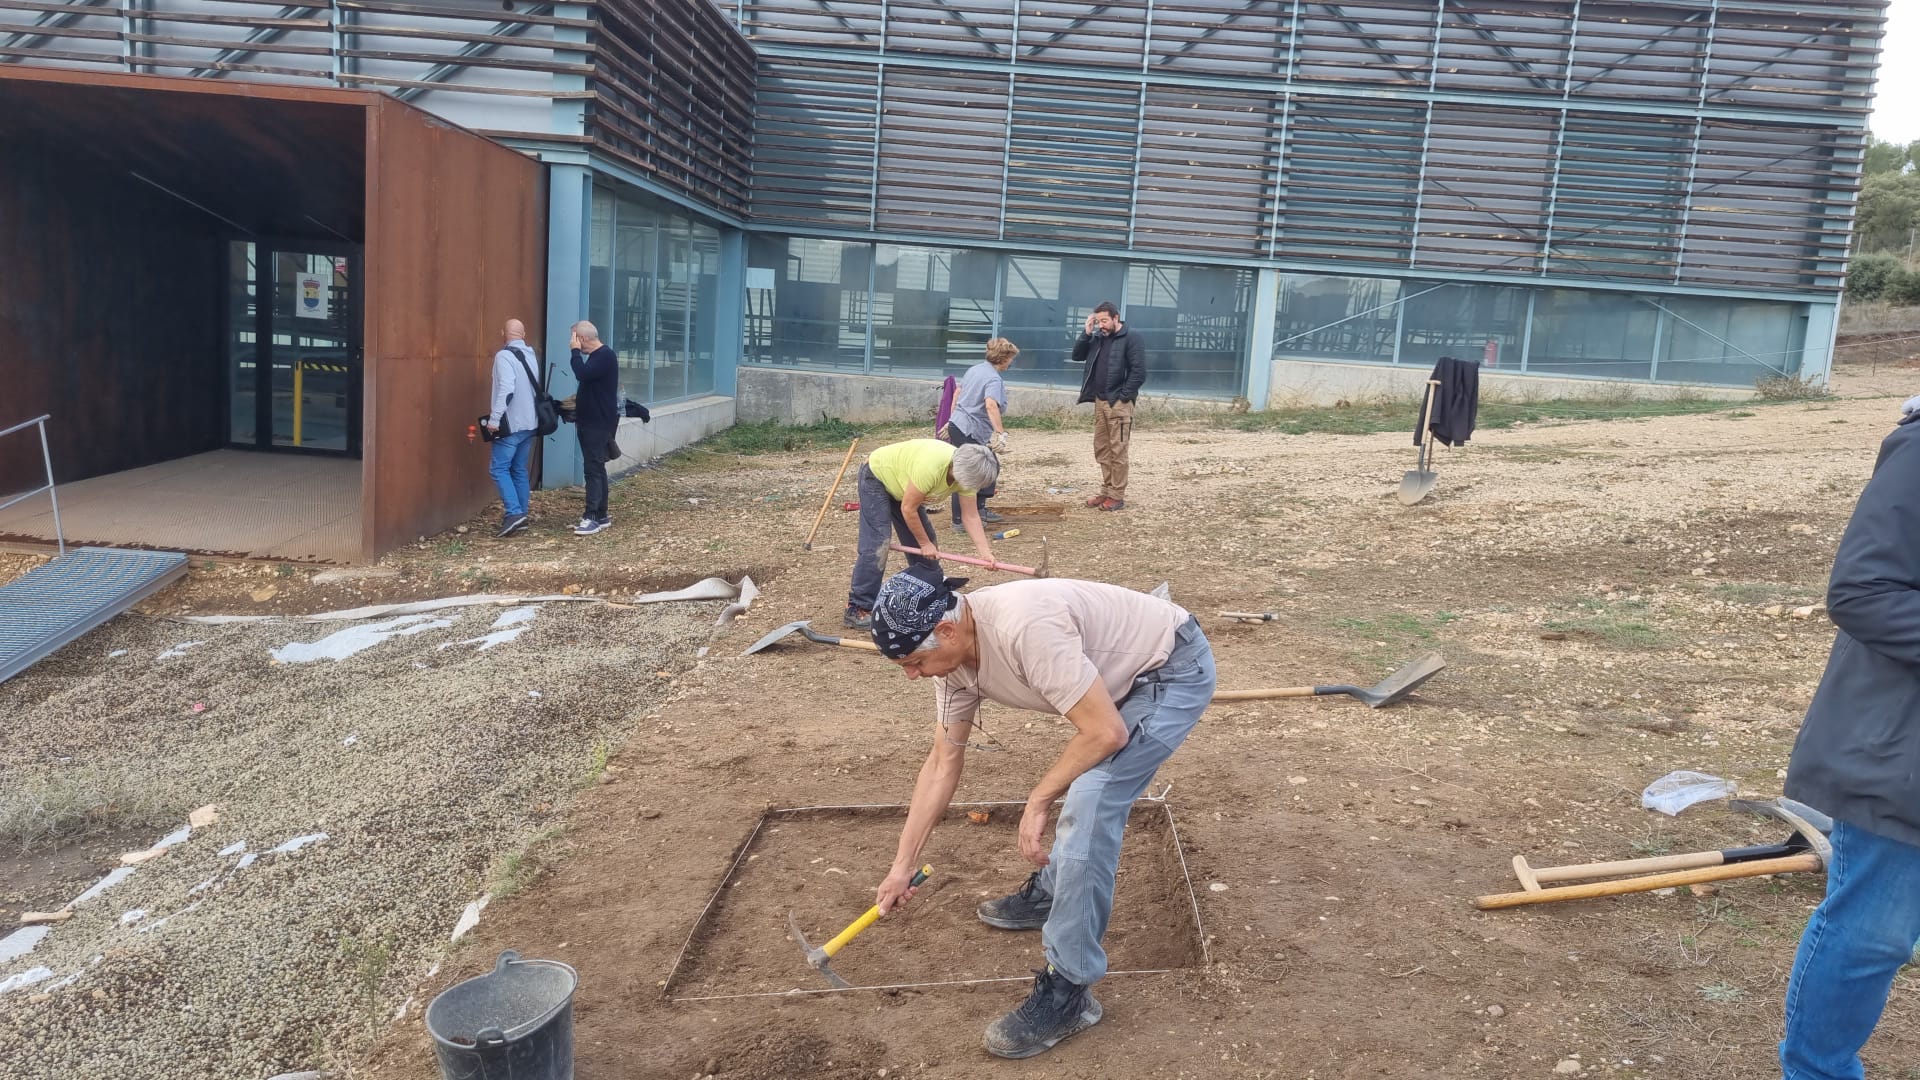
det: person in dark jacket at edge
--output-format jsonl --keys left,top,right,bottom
{"left": 1779, "top": 405, "right": 1920, "bottom": 1080}
{"left": 568, "top": 320, "right": 620, "bottom": 537}
{"left": 1071, "top": 302, "right": 1146, "bottom": 512}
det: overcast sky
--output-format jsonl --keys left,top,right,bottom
{"left": 1871, "top": 1, "right": 1918, "bottom": 143}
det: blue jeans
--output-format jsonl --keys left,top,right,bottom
{"left": 847, "top": 465, "right": 937, "bottom": 611}
{"left": 1780, "top": 821, "right": 1920, "bottom": 1080}
{"left": 488, "top": 430, "right": 533, "bottom": 518}
{"left": 1036, "top": 618, "right": 1215, "bottom": 986}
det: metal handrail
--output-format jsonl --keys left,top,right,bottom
{"left": 0, "top": 414, "right": 64, "bottom": 556}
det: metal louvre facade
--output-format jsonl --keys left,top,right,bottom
{"left": 723, "top": 0, "right": 1878, "bottom": 296}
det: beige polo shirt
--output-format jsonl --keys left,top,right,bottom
{"left": 935, "top": 579, "right": 1192, "bottom": 727}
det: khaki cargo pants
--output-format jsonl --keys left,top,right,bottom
{"left": 1092, "top": 399, "right": 1133, "bottom": 501}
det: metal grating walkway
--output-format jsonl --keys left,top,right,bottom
{"left": 0, "top": 547, "right": 188, "bottom": 684}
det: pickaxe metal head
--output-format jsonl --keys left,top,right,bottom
{"left": 785, "top": 911, "right": 851, "bottom": 989}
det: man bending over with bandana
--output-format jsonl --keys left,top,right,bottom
{"left": 866, "top": 564, "right": 1217, "bottom": 1059}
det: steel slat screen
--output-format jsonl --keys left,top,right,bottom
{"left": 1413, "top": 103, "right": 1557, "bottom": 273}
{"left": 1275, "top": 96, "right": 1426, "bottom": 266}
{"left": 1568, "top": 1, "right": 1714, "bottom": 103}
{"left": 1132, "top": 87, "right": 1276, "bottom": 257}
{"left": 1292, "top": 0, "right": 1437, "bottom": 87}
{"left": 1015, "top": 0, "right": 1151, "bottom": 67}
{"left": 875, "top": 70, "right": 1009, "bottom": 237}
{"left": 885, "top": 0, "right": 1014, "bottom": 58}
{"left": 1681, "top": 120, "right": 1858, "bottom": 291}
{"left": 1002, "top": 76, "right": 1140, "bottom": 243}
{"left": 751, "top": 60, "right": 880, "bottom": 227}
{"left": 1434, "top": 1, "right": 1573, "bottom": 95}
{"left": 1145, "top": 0, "right": 1295, "bottom": 76}
{"left": 1705, "top": 5, "right": 1882, "bottom": 114}
{"left": 1547, "top": 113, "right": 1693, "bottom": 282}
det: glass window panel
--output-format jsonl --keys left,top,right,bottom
{"left": 589, "top": 188, "right": 614, "bottom": 337}
{"left": 1527, "top": 289, "right": 1658, "bottom": 380}
{"left": 744, "top": 235, "right": 872, "bottom": 371}
{"left": 1273, "top": 273, "right": 1402, "bottom": 365}
{"left": 1399, "top": 282, "right": 1527, "bottom": 370}
{"left": 998, "top": 255, "right": 1127, "bottom": 392}
{"left": 611, "top": 194, "right": 658, "bottom": 397}
{"left": 1656, "top": 297, "right": 1807, "bottom": 386}
{"left": 653, "top": 212, "right": 693, "bottom": 403}
{"left": 1123, "top": 263, "right": 1250, "bottom": 397}
{"left": 870, "top": 243, "right": 996, "bottom": 376}
{"left": 688, "top": 221, "right": 722, "bottom": 397}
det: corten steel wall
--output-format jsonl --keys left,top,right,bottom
{"left": 361, "top": 96, "right": 547, "bottom": 558}
{"left": 0, "top": 154, "right": 224, "bottom": 488}
{"left": 721, "top": 0, "right": 1884, "bottom": 301}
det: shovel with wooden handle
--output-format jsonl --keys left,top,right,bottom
{"left": 1399, "top": 379, "right": 1442, "bottom": 506}
{"left": 1212, "top": 652, "right": 1445, "bottom": 709}
{"left": 1477, "top": 803, "right": 1832, "bottom": 910}
{"left": 804, "top": 438, "right": 860, "bottom": 552}
{"left": 788, "top": 865, "right": 932, "bottom": 988}
{"left": 742, "top": 620, "right": 879, "bottom": 656}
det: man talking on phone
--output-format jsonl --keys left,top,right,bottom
{"left": 1072, "top": 302, "right": 1146, "bottom": 513}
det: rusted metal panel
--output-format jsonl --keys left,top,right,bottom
{"left": 360, "top": 94, "right": 546, "bottom": 559}
{"left": 0, "top": 148, "right": 224, "bottom": 488}
{"left": 0, "top": 68, "right": 369, "bottom": 491}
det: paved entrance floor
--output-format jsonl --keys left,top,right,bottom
{"left": 0, "top": 450, "right": 361, "bottom": 562}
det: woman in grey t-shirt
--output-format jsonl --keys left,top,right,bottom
{"left": 944, "top": 338, "right": 1018, "bottom": 523}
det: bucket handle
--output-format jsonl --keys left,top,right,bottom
{"left": 472, "top": 950, "right": 522, "bottom": 1066}
{"left": 474, "top": 1026, "right": 510, "bottom": 1068}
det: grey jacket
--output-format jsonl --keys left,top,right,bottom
{"left": 488, "top": 341, "right": 540, "bottom": 435}
{"left": 1786, "top": 415, "right": 1920, "bottom": 848}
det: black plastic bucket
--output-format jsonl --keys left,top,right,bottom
{"left": 425, "top": 950, "right": 578, "bottom": 1080}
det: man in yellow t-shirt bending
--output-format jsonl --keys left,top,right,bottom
{"left": 845, "top": 438, "right": 1002, "bottom": 630}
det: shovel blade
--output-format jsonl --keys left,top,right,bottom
{"left": 744, "top": 620, "right": 809, "bottom": 655}
{"left": 1358, "top": 651, "right": 1447, "bottom": 708}
{"left": 1397, "top": 470, "right": 1438, "bottom": 505}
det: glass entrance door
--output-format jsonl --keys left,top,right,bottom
{"left": 227, "top": 242, "right": 360, "bottom": 455}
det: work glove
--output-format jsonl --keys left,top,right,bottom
{"left": 990, "top": 431, "right": 1009, "bottom": 453}
{"left": 1904, "top": 393, "right": 1920, "bottom": 418}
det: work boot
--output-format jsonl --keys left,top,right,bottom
{"left": 1098, "top": 498, "right": 1126, "bottom": 513}
{"left": 844, "top": 606, "right": 872, "bottom": 631}
{"left": 977, "top": 871, "right": 1051, "bottom": 930}
{"left": 1084, "top": 495, "right": 1106, "bottom": 508}
{"left": 979, "top": 509, "right": 1005, "bottom": 524}
{"left": 983, "top": 966, "right": 1102, "bottom": 1059}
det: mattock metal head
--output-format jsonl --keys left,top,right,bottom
{"left": 785, "top": 911, "right": 851, "bottom": 989}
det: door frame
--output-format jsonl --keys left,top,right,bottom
{"left": 228, "top": 238, "right": 364, "bottom": 457}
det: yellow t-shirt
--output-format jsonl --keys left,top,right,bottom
{"left": 867, "top": 438, "right": 974, "bottom": 500}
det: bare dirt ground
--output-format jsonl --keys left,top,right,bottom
{"left": 8, "top": 358, "right": 1920, "bottom": 1079}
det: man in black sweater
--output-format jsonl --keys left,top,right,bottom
{"left": 568, "top": 320, "right": 620, "bottom": 536}
{"left": 1071, "top": 302, "right": 1147, "bottom": 512}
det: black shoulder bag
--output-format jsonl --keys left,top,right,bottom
{"left": 506, "top": 346, "right": 561, "bottom": 437}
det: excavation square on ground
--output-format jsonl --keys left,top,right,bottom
{"left": 670, "top": 804, "right": 1204, "bottom": 997}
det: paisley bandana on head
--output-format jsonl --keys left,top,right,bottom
{"left": 870, "top": 563, "right": 969, "bottom": 659}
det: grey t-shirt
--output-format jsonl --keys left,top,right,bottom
{"left": 951, "top": 361, "right": 1007, "bottom": 442}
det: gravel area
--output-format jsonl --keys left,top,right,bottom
{"left": 0, "top": 599, "right": 714, "bottom": 1079}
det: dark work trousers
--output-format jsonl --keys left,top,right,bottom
{"left": 578, "top": 423, "right": 615, "bottom": 522}
{"left": 942, "top": 424, "right": 996, "bottom": 523}
{"left": 847, "top": 464, "right": 938, "bottom": 612}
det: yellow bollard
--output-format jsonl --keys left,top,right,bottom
{"left": 292, "top": 360, "right": 304, "bottom": 447}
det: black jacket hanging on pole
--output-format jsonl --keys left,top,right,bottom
{"left": 1415, "top": 356, "right": 1481, "bottom": 448}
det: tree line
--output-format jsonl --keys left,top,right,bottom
{"left": 1848, "top": 137, "right": 1920, "bottom": 305}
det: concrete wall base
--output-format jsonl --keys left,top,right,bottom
{"left": 736, "top": 366, "right": 1238, "bottom": 424}
{"left": 607, "top": 395, "right": 736, "bottom": 478}
{"left": 733, "top": 362, "right": 1754, "bottom": 427}
{"left": 1266, "top": 359, "right": 1756, "bottom": 408}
